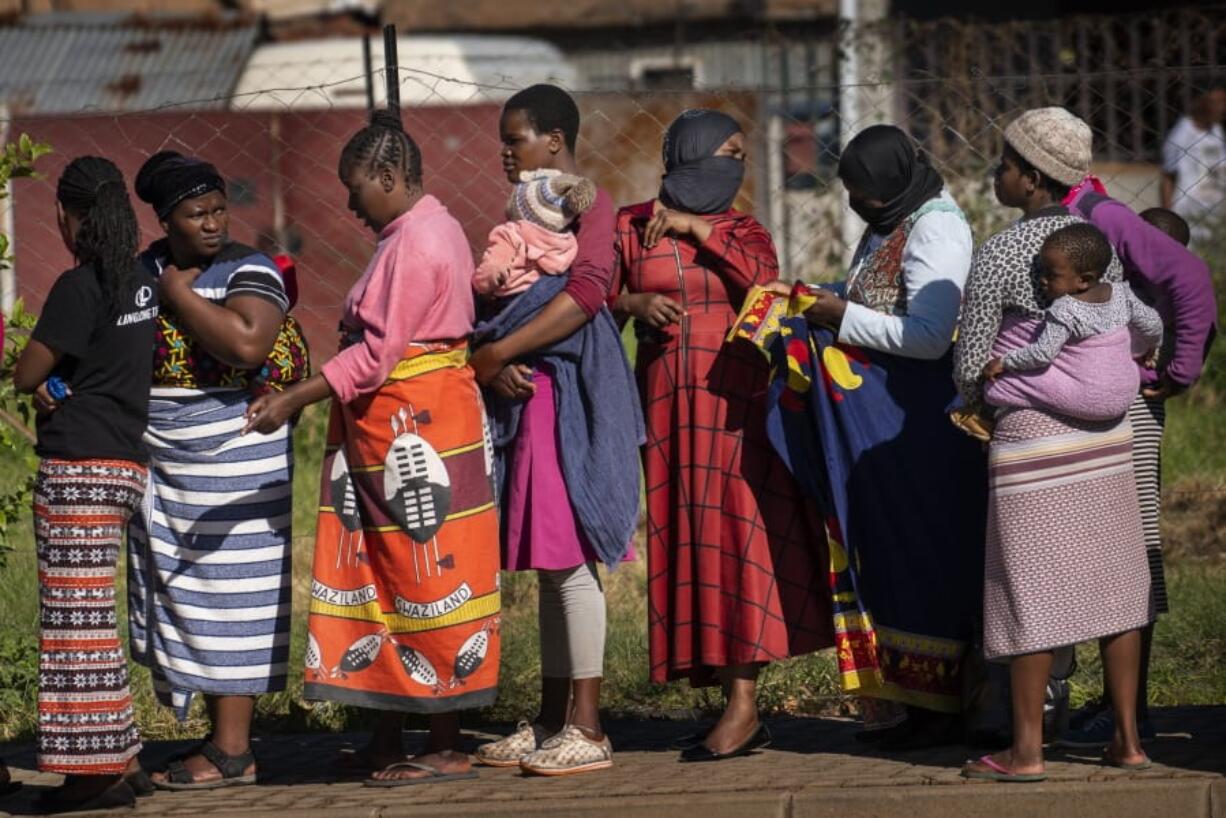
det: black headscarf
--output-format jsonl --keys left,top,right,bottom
{"left": 134, "top": 150, "right": 226, "bottom": 220}
{"left": 837, "top": 125, "right": 944, "bottom": 235}
{"left": 659, "top": 109, "right": 745, "bottom": 215}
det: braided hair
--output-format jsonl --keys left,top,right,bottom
{"left": 56, "top": 156, "right": 141, "bottom": 317}
{"left": 338, "top": 108, "right": 423, "bottom": 186}
{"left": 1042, "top": 222, "right": 1113, "bottom": 281}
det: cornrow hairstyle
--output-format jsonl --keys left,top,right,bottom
{"left": 338, "top": 108, "right": 423, "bottom": 186}
{"left": 1139, "top": 207, "right": 1192, "bottom": 247}
{"left": 56, "top": 156, "right": 141, "bottom": 317}
{"left": 1042, "top": 222, "right": 1113, "bottom": 281}
{"left": 1003, "top": 143, "right": 1072, "bottom": 201}
{"left": 503, "top": 84, "right": 581, "bottom": 153}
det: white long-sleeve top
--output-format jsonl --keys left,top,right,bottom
{"left": 834, "top": 191, "right": 974, "bottom": 360}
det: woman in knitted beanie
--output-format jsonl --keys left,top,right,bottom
{"left": 954, "top": 110, "right": 1152, "bottom": 782}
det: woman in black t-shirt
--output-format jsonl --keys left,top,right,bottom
{"left": 13, "top": 156, "right": 158, "bottom": 813}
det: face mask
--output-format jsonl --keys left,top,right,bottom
{"left": 660, "top": 156, "right": 745, "bottom": 215}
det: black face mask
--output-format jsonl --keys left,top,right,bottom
{"left": 658, "top": 109, "right": 745, "bottom": 215}
{"left": 660, "top": 156, "right": 745, "bottom": 215}
{"left": 838, "top": 124, "right": 944, "bottom": 234}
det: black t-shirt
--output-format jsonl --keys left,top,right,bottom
{"left": 32, "top": 263, "right": 159, "bottom": 462}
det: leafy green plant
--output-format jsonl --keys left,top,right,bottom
{"left": 0, "top": 133, "right": 52, "bottom": 563}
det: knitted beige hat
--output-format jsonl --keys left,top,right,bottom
{"left": 507, "top": 169, "right": 597, "bottom": 232}
{"left": 1003, "top": 107, "right": 1093, "bottom": 187}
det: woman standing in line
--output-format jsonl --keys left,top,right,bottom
{"left": 612, "top": 109, "right": 833, "bottom": 762}
{"left": 128, "top": 151, "right": 304, "bottom": 790}
{"left": 244, "top": 108, "right": 501, "bottom": 787}
{"left": 15, "top": 156, "right": 159, "bottom": 811}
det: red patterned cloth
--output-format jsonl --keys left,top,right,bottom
{"left": 614, "top": 202, "right": 833, "bottom": 685}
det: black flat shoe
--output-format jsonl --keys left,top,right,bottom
{"left": 37, "top": 779, "right": 135, "bottom": 814}
{"left": 0, "top": 781, "right": 21, "bottom": 798}
{"left": 668, "top": 730, "right": 710, "bottom": 751}
{"left": 678, "top": 723, "right": 771, "bottom": 762}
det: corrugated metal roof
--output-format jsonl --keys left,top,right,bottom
{"left": 0, "top": 12, "right": 261, "bottom": 115}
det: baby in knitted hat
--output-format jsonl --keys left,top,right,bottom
{"left": 473, "top": 169, "right": 597, "bottom": 299}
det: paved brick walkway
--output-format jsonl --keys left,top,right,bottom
{"left": 2, "top": 707, "right": 1223, "bottom": 817}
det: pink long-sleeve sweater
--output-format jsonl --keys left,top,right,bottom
{"left": 321, "top": 194, "right": 476, "bottom": 404}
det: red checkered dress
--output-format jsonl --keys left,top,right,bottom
{"left": 614, "top": 202, "right": 833, "bottom": 685}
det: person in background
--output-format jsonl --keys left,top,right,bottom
{"left": 613, "top": 109, "right": 833, "bottom": 762}
{"left": 13, "top": 156, "right": 158, "bottom": 812}
{"left": 1161, "top": 83, "right": 1226, "bottom": 247}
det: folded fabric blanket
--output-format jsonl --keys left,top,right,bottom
{"left": 735, "top": 283, "right": 986, "bottom": 712}
{"left": 985, "top": 315, "right": 1140, "bottom": 421}
{"left": 472, "top": 274, "right": 645, "bottom": 567}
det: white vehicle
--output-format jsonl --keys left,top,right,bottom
{"left": 231, "top": 34, "right": 578, "bottom": 110}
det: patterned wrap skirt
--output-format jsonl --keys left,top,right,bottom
{"left": 984, "top": 409, "right": 1152, "bottom": 660}
{"left": 36, "top": 459, "right": 146, "bottom": 774}
{"left": 304, "top": 342, "right": 501, "bottom": 712}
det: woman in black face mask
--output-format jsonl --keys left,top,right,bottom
{"left": 788, "top": 125, "right": 972, "bottom": 362}
{"left": 769, "top": 124, "right": 980, "bottom": 749}
{"left": 611, "top": 110, "right": 835, "bottom": 762}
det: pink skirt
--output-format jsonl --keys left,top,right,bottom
{"left": 502, "top": 364, "right": 604, "bottom": 572}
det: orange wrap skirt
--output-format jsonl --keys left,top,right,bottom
{"left": 304, "top": 343, "right": 501, "bottom": 713}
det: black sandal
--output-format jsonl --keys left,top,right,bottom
{"left": 155, "top": 741, "right": 256, "bottom": 791}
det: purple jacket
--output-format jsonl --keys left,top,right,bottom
{"left": 1068, "top": 188, "right": 1218, "bottom": 388}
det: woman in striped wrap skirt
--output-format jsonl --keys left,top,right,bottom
{"left": 126, "top": 151, "right": 307, "bottom": 790}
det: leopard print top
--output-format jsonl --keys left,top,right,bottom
{"left": 952, "top": 205, "right": 1124, "bottom": 410}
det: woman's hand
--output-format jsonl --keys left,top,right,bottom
{"left": 32, "top": 382, "right": 59, "bottom": 416}
{"left": 470, "top": 343, "right": 536, "bottom": 400}
{"left": 802, "top": 289, "right": 848, "bottom": 329}
{"left": 1141, "top": 374, "right": 1188, "bottom": 401}
{"left": 242, "top": 390, "right": 300, "bottom": 435}
{"left": 644, "top": 203, "right": 713, "bottom": 248}
{"left": 158, "top": 265, "right": 202, "bottom": 303}
{"left": 762, "top": 280, "right": 794, "bottom": 297}
{"left": 619, "top": 293, "right": 683, "bottom": 329}
{"left": 982, "top": 358, "right": 1006, "bottom": 382}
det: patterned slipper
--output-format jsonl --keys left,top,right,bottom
{"left": 475, "top": 721, "right": 550, "bottom": 768}
{"left": 519, "top": 725, "right": 613, "bottom": 776}
{"left": 961, "top": 754, "right": 1047, "bottom": 782}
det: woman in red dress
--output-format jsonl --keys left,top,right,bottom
{"left": 612, "top": 110, "right": 833, "bottom": 761}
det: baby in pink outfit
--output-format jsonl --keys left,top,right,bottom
{"left": 473, "top": 169, "right": 596, "bottom": 299}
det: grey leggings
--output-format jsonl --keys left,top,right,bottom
{"left": 538, "top": 562, "right": 606, "bottom": 679}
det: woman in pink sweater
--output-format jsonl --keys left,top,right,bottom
{"left": 245, "top": 109, "right": 501, "bottom": 787}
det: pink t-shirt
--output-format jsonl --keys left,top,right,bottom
{"left": 321, "top": 194, "right": 476, "bottom": 404}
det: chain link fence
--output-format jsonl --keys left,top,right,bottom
{"left": 1, "top": 9, "right": 1225, "bottom": 550}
